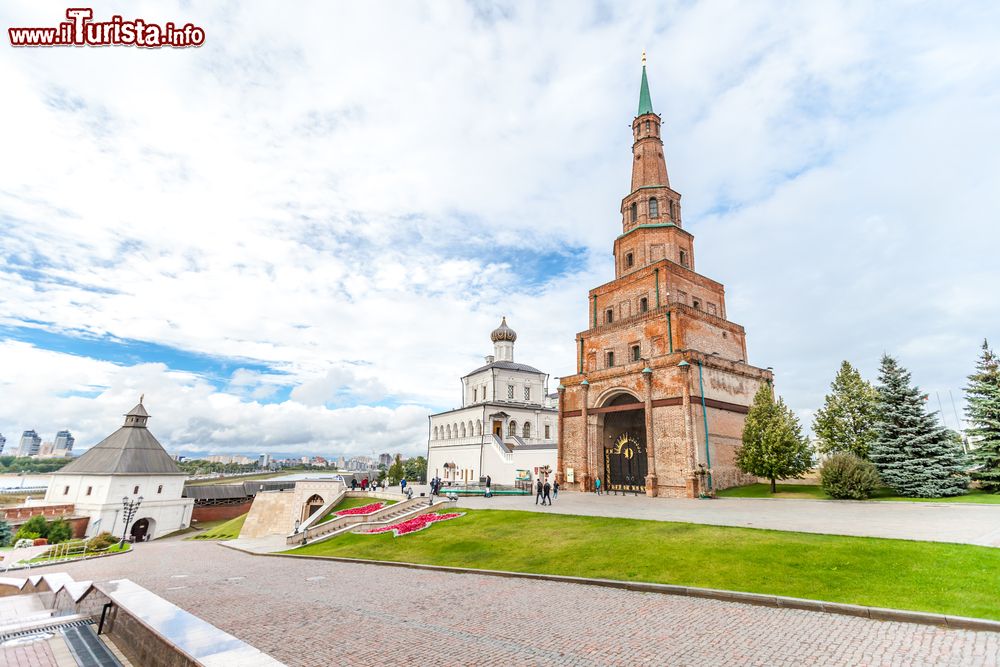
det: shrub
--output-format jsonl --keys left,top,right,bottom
{"left": 15, "top": 515, "right": 48, "bottom": 542}
{"left": 0, "top": 519, "right": 12, "bottom": 547}
{"left": 46, "top": 518, "right": 73, "bottom": 544}
{"left": 86, "top": 531, "right": 117, "bottom": 551}
{"left": 821, "top": 452, "right": 880, "bottom": 499}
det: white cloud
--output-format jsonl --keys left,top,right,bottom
{"left": 1, "top": 0, "right": 998, "bottom": 453}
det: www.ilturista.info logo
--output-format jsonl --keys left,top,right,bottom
{"left": 9, "top": 8, "right": 205, "bottom": 48}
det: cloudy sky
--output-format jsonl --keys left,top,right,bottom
{"left": 1, "top": 1, "right": 998, "bottom": 459}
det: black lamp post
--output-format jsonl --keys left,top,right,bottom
{"left": 119, "top": 495, "right": 143, "bottom": 547}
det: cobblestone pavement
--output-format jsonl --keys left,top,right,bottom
{"left": 453, "top": 491, "right": 1000, "bottom": 547}
{"left": 27, "top": 540, "right": 1000, "bottom": 666}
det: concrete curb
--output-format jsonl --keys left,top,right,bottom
{"left": 221, "top": 544, "right": 1000, "bottom": 633}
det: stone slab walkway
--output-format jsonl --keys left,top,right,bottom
{"left": 455, "top": 491, "right": 1000, "bottom": 546}
{"left": 23, "top": 540, "right": 1000, "bottom": 666}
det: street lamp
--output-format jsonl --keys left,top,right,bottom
{"left": 119, "top": 495, "right": 143, "bottom": 547}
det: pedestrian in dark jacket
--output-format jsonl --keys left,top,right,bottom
{"left": 542, "top": 481, "right": 552, "bottom": 506}
{"left": 485, "top": 474, "right": 492, "bottom": 498}
{"left": 552, "top": 480, "right": 559, "bottom": 500}
{"left": 535, "top": 478, "right": 544, "bottom": 505}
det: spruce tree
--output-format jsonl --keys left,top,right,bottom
{"left": 813, "top": 360, "right": 879, "bottom": 459}
{"left": 736, "top": 383, "right": 813, "bottom": 492}
{"left": 0, "top": 519, "right": 11, "bottom": 547}
{"left": 965, "top": 340, "right": 1000, "bottom": 491}
{"left": 870, "top": 354, "right": 968, "bottom": 497}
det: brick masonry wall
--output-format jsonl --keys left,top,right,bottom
{"left": 191, "top": 501, "right": 251, "bottom": 524}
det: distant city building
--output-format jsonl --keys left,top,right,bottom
{"left": 39, "top": 441, "right": 55, "bottom": 457}
{"left": 54, "top": 430, "right": 75, "bottom": 452}
{"left": 205, "top": 455, "right": 255, "bottom": 465}
{"left": 378, "top": 453, "right": 392, "bottom": 467}
{"left": 0, "top": 433, "right": 5, "bottom": 454}
{"left": 259, "top": 453, "right": 271, "bottom": 468}
{"left": 427, "top": 318, "right": 558, "bottom": 486}
{"left": 17, "top": 430, "right": 42, "bottom": 457}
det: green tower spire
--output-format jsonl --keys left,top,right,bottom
{"left": 637, "top": 50, "right": 653, "bottom": 116}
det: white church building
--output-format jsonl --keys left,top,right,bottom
{"left": 427, "top": 318, "right": 559, "bottom": 487}
{"left": 45, "top": 400, "right": 193, "bottom": 540}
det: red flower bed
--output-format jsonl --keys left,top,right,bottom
{"left": 336, "top": 502, "right": 384, "bottom": 516}
{"left": 364, "top": 512, "right": 464, "bottom": 537}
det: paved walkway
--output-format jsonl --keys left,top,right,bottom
{"left": 455, "top": 491, "right": 1000, "bottom": 547}
{"left": 25, "top": 540, "right": 1000, "bottom": 666}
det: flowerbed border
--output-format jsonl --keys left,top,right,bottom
{"left": 362, "top": 512, "right": 464, "bottom": 537}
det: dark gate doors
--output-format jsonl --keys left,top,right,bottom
{"left": 604, "top": 432, "right": 647, "bottom": 493}
{"left": 130, "top": 518, "right": 149, "bottom": 541}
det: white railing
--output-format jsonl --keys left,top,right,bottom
{"left": 490, "top": 435, "right": 513, "bottom": 463}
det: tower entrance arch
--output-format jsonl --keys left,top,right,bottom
{"left": 596, "top": 392, "right": 647, "bottom": 494}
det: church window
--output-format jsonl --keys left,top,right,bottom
{"left": 157, "top": 484, "right": 163, "bottom": 494}
{"left": 63, "top": 486, "right": 69, "bottom": 495}
{"left": 468, "top": 420, "right": 474, "bottom": 435}
{"left": 605, "top": 308, "right": 614, "bottom": 324}
{"left": 483, "top": 385, "right": 487, "bottom": 400}
{"left": 508, "top": 420, "right": 517, "bottom": 437}
{"left": 649, "top": 198, "right": 659, "bottom": 218}
{"left": 433, "top": 426, "right": 438, "bottom": 439}
{"left": 679, "top": 249, "right": 689, "bottom": 267}
{"left": 86, "top": 486, "right": 92, "bottom": 496}
{"left": 606, "top": 351, "right": 615, "bottom": 368}
{"left": 446, "top": 425, "right": 451, "bottom": 438}
{"left": 631, "top": 345, "right": 641, "bottom": 362}
{"left": 133, "top": 485, "right": 139, "bottom": 494}
{"left": 669, "top": 200, "right": 677, "bottom": 219}
{"left": 473, "top": 388, "right": 477, "bottom": 402}
{"left": 545, "top": 424, "right": 551, "bottom": 439}
{"left": 523, "top": 422, "right": 531, "bottom": 438}
{"left": 461, "top": 423, "right": 467, "bottom": 437}
{"left": 630, "top": 202, "right": 637, "bottom": 222}
{"left": 507, "top": 384, "right": 514, "bottom": 399}
{"left": 640, "top": 297, "right": 648, "bottom": 313}
{"left": 475, "top": 421, "right": 482, "bottom": 436}
{"left": 524, "top": 386, "right": 531, "bottom": 401}
{"left": 625, "top": 252, "right": 634, "bottom": 268}
{"left": 692, "top": 298, "right": 702, "bottom": 310}
{"left": 453, "top": 423, "right": 458, "bottom": 438}
{"left": 645, "top": 120, "right": 650, "bottom": 133}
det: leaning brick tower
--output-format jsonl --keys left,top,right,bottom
{"left": 556, "top": 53, "right": 773, "bottom": 498}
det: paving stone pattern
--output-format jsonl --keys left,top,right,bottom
{"left": 28, "top": 540, "right": 1000, "bottom": 666}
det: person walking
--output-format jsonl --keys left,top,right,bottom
{"left": 594, "top": 477, "right": 602, "bottom": 495}
{"left": 485, "top": 475, "right": 492, "bottom": 498}
{"left": 400, "top": 478, "right": 407, "bottom": 494}
{"left": 351, "top": 478, "right": 358, "bottom": 491}
{"left": 542, "top": 480, "right": 552, "bottom": 506}
{"left": 552, "top": 480, "right": 559, "bottom": 501}
{"left": 535, "top": 478, "right": 544, "bottom": 505}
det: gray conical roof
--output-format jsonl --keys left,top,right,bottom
{"left": 55, "top": 402, "right": 182, "bottom": 475}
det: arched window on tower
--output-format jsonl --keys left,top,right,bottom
{"left": 645, "top": 120, "right": 650, "bottom": 133}
{"left": 433, "top": 426, "right": 439, "bottom": 440}
{"left": 508, "top": 420, "right": 517, "bottom": 437}
{"left": 468, "top": 420, "right": 474, "bottom": 437}
{"left": 461, "top": 423, "right": 467, "bottom": 438}
{"left": 649, "top": 198, "right": 659, "bottom": 219}
{"left": 475, "top": 421, "right": 482, "bottom": 436}
{"left": 446, "top": 425, "right": 451, "bottom": 439}
{"left": 630, "top": 202, "right": 637, "bottom": 222}
{"left": 523, "top": 422, "right": 531, "bottom": 439}
{"left": 453, "top": 423, "right": 458, "bottom": 438}
{"left": 669, "top": 200, "right": 677, "bottom": 220}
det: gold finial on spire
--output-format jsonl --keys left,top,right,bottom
{"left": 642, "top": 49, "right": 646, "bottom": 66}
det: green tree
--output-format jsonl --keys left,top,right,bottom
{"left": 870, "top": 354, "right": 968, "bottom": 497}
{"left": 736, "top": 383, "right": 813, "bottom": 492}
{"left": 387, "top": 454, "right": 405, "bottom": 485}
{"left": 0, "top": 519, "right": 12, "bottom": 547}
{"left": 819, "top": 452, "right": 880, "bottom": 499}
{"left": 965, "top": 340, "right": 1000, "bottom": 491}
{"left": 46, "top": 518, "right": 73, "bottom": 544}
{"left": 812, "top": 361, "right": 879, "bottom": 459}
{"left": 403, "top": 456, "right": 427, "bottom": 483}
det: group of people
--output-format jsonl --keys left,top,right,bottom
{"left": 534, "top": 478, "right": 558, "bottom": 505}
{"left": 429, "top": 476, "right": 444, "bottom": 497}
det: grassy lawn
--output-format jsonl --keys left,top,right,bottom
{"left": 286, "top": 509, "right": 1000, "bottom": 621}
{"left": 29, "top": 542, "right": 130, "bottom": 563}
{"left": 320, "top": 497, "right": 397, "bottom": 523}
{"left": 717, "top": 483, "right": 1000, "bottom": 504}
{"left": 188, "top": 513, "right": 247, "bottom": 540}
